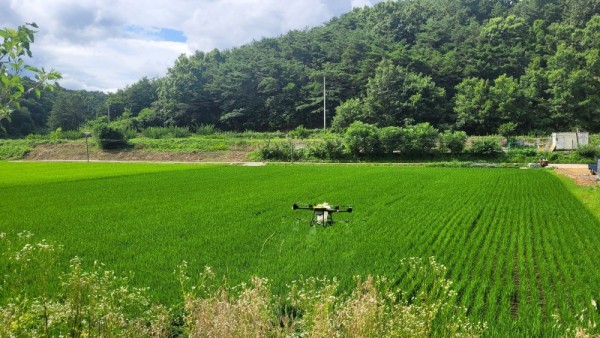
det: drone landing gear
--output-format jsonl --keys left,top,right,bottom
{"left": 310, "top": 210, "right": 334, "bottom": 227}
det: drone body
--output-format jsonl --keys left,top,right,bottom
{"left": 292, "top": 202, "right": 352, "bottom": 226}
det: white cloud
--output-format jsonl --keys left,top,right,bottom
{"left": 38, "top": 36, "right": 191, "bottom": 92}
{"left": 1, "top": 0, "right": 384, "bottom": 92}
{"left": 351, "top": 0, "right": 374, "bottom": 8}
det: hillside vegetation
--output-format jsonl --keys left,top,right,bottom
{"left": 2, "top": 0, "right": 600, "bottom": 138}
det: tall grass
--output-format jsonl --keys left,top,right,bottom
{"left": 0, "top": 231, "right": 170, "bottom": 337}
{"left": 141, "top": 126, "right": 191, "bottom": 139}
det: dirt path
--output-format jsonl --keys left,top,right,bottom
{"left": 552, "top": 167, "right": 598, "bottom": 186}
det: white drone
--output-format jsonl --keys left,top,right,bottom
{"left": 292, "top": 202, "right": 353, "bottom": 226}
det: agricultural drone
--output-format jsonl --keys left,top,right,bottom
{"left": 292, "top": 202, "right": 352, "bottom": 226}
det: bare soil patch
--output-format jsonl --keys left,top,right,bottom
{"left": 24, "top": 142, "right": 251, "bottom": 163}
{"left": 553, "top": 167, "right": 598, "bottom": 186}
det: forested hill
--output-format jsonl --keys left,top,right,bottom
{"left": 4, "top": 0, "right": 600, "bottom": 137}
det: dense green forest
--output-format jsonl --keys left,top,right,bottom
{"left": 2, "top": 0, "right": 600, "bottom": 137}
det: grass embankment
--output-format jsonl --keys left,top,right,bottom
{"left": 0, "top": 139, "right": 68, "bottom": 160}
{"left": 0, "top": 162, "right": 599, "bottom": 336}
{"left": 553, "top": 171, "right": 600, "bottom": 221}
{"left": 2, "top": 132, "right": 598, "bottom": 163}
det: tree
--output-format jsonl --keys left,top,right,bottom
{"left": 454, "top": 77, "right": 493, "bottom": 134}
{"left": 473, "top": 15, "right": 530, "bottom": 79}
{"left": 156, "top": 51, "right": 220, "bottom": 127}
{"left": 331, "top": 98, "right": 368, "bottom": 131}
{"left": 0, "top": 23, "right": 60, "bottom": 122}
{"left": 363, "top": 60, "right": 446, "bottom": 127}
{"left": 48, "top": 92, "right": 87, "bottom": 131}
{"left": 546, "top": 43, "right": 597, "bottom": 130}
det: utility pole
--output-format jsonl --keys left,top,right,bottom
{"left": 323, "top": 76, "right": 326, "bottom": 130}
{"left": 107, "top": 102, "right": 111, "bottom": 122}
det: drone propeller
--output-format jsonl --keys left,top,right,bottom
{"left": 336, "top": 206, "right": 353, "bottom": 213}
{"left": 292, "top": 203, "right": 314, "bottom": 210}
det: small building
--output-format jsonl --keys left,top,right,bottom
{"left": 550, "top": 132, "right": 589, "bottom": 151}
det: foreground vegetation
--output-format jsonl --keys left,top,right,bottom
{"left": 0, "top": 233, "right": 486, "bottom": 337}
{"left": 0, "top": 162, "right": 599, "bottom": 336}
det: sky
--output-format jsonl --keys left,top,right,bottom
{"left": 1, "top": 0, "right": 385, "bottom": 92}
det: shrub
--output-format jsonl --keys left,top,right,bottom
{"left": 308, "top": 138, "right": 345, "bottom": 160}
{"left": 331, "top": 98, "right": 368, "bottom": 131}
{"left": 507, "top": 147, "right": 538, "bottom": 157}
{"left": 94, "top": 124, "right": 129, "bottom": 150}
{"left": 288, "top": 125, "right": 312, "bottom": 139}
{"left": 576, "top": 144, "right": 600, "bottom": 160}
{"left": 379, "top": 126, "right": 405, "bottom": 153}
{"left": 440, "top": 130, "right": 467, "bottom": 154}
{"left": 141, "top": 126, "right": 191, "bottom": 139}
{"left": 49, "top": 128, "right": 82, "bottom": 140}
{"left": 403, "top": 123, "right": 439, "bottom": 154}
{"left": 470, "top": 137, "right": 502, "bottom": 156}
{"left": 136, "top": 108, "right": 165, "bottom": 128}
{"left": 257, "top": 141, "right": 303, "bottom": 161}
{"left": 0, "top": 140, "right": 34, "bottom": 160}
{"left": 344, "top": 121, "right": 381, "bottom": 156}
{"left": 195, "top": 124, "right": 218, "bottom": 135}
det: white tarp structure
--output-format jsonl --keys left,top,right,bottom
{"left": 550, "top": 132, "right": 589, "bottom": 151}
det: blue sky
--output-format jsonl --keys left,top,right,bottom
{"left": 1, "top": 0, "right": 384, "bottom": 92}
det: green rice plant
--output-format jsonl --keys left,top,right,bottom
{"left": 0, "top": 163, "right": 599, "bottom": 335}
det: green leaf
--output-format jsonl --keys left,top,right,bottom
{"left": 24, "top": 65, "right": 40, "bottom": 73}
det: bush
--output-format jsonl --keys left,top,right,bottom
{"left": 257, "top": 141, "right": 303, "bottom": 161}
{"left": 344, "top": 121, "right": 381, "bottom": 156}
{"left": 49, "top": 128, "right": 83, "bottom": 140}
{"left": 0, "top": 140, "right": 35, "bottom": 159}
{"left": 439, "top": 131, "right": 467, "bottom": 154}
{"left": 576, "top": 144, "right": 600, "bottom": 159}
{"left": 470, "top": 137, "right": 502, "bottom": 156}
{"left": 94, "top": 124, "right": 129, "bottom": 150}
{"left": 379, "top": 126, "right": 406, "bottom": 154}
{"left": 403, "top": 123, "right": 439, "bottom": 154}
{"left": 141, "top": 126, "right": 191, "bottom": 139}
{"left": 195, "top": 124, "right": 218, "bottom": 135}
{"left": 288, "top": 125, "right": 312, "bottom": 139}
{"left": 331, "top": 98, "right": 368, "bottom": 131}
{"left": 308, "top": 138, "right": 345, "bottom": 160}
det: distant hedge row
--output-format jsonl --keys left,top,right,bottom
{"left": 258, "top": 122, "right": 505, "bottom": 161}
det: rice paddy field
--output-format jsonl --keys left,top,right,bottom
{"left": 1, "top": 161, "right": 599, "bottom": 336}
